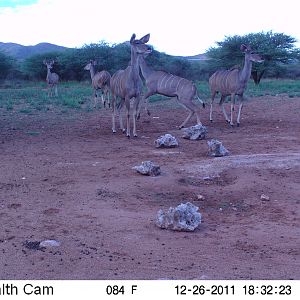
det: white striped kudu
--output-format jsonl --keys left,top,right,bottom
{"left": 209, "top": 44, "right": 264, "bottom": 126}
{"left": 138, "top": 51, "right": 205, "bottom": 129}
{"left": 110, "top": 33, "right": 151, "bottom": 138}
{"left": 43, "top": 59, "right": 59, "bottom": 97}
{"left": 84, "top": 60, "right": 111, "bottom": 108}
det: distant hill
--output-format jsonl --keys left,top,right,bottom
{"left": 0, "top": 42, "right": 69, "bottom": 60}
{"left": 183, "top": 53, "right": 209, "bottom": 61}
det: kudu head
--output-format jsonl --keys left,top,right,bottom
{"left": 240, "top": 44, "right": 264, "bottom": 63}
{"left": 84, "top": 60, "right": 97, "bottom": 71}
{"left": 129, "top": 33, "right": 152, "bottom": 58}
{"left": 43, "top": 59, "right": 56, "bottom": 70}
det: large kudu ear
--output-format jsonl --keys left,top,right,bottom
{"left": 140, "top": 34, "right": 150, "bottom": 44}
{"left": 130, "top": 33, "right": 136, "bottom": 44}
{"left": 240, "top": 44, "right": 251, "bottom": 52}
{"left": 240, "top": 44, "right": 247, "bottom": 52}
{"left": 43, "top": 59, "right": 47, "bottom": 65}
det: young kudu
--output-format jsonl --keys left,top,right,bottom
{"left": 209, "top": 44, "right": 264, "bottom": 126}
{"left": 43, "top": 59, "right": 59, "bottom": 97}
{"left": 110, "top": 33, "right": 151, "bottom": 137}
{"left": 84, "top": 60, "right": 111, "bottom": 108}
{"left": 138, "top": 52, "right": 205, "bottom": 129}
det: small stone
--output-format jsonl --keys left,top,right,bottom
{"left": 39, "top": 240, "right": 61, "bottom": 247}
{"left": 207, "top": 139, "right": 229, "bottom": 157}
{"left": 133, "top": 161, "right": 161, "bottom": 176}
{"left": 260, "top": 194, "right": 270, "bottom": 201}
{"left": 156, "top": 202, "right": 201, "bottom": 231}
{"left": 197, "top": 194, "right": 205, "bottom": 200}
{"left": 182, "top": 124, "right": 208, "bottom": 140}
{"left": 155, "top": 134, "right": 178, "bottom": 148}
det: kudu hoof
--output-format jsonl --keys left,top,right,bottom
{"left": 202, "top": 103, "right": 206, "bottom": 108}
{"left": 147, "top": 110, "right": 151, "bottom": 116}
{"left": 237, "top": 123, "right": 240, "bottom": 127}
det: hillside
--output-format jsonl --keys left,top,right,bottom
{"left": 0, "top": 42, "right": 68, "bottom": 60}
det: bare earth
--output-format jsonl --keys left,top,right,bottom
{"left": 0, "top": 95, "right": 299, "bottom": 280}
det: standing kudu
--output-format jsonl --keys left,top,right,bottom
{"left": 110, "top": 33, "right": 151, "bottom": 138}
{"left": 43, "top": 59, "right": 59, "bottom": 97}
{"left": 209, "top": 44, "right": 264, "bottom": 126}
{"left": 138, "top": 52, "right": 205, "bottom": 129}
{"left": 84, "top": 60, "right": 111, "bottom": 108}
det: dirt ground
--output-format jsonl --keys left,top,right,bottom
{"left": 0, "top": 95, "right": 299, "bottom": 280}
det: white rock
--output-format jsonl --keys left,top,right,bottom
{"left": 207, "top": 139, "right": 229, "bottom": 157}
{"left": 182, "top": 124, "right": 208, "bottom": 140}
{"left": 156, "top": 202, "right": 201, "bottom": 231}
{"left": 260, "top": 194, "right": 270, "bottom": 201}
{"left": 155, "top": 134, "right": 178, "bottom": 148}
{"left": 39, "top": 240, "right": 61, "bottom": 247}
{"left": 133, "top": 161, "right": 161, "bottom": 176}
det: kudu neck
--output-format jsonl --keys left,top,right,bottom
{"left": 138, "top": 56, "right": 153, "bottom": 79}
{"left": 89, "top": 65, "right": 96, "bottom": 79}
{"left": 240, "top": 54, "right": 253, "bottom": 82}
{"left": 130, "top": 48, "right": 141, "bottom": 81}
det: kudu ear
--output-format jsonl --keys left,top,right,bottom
{"left": 43, "top": 59, "right": 47, "bottom": 65}
{"left": 240, "top": 44, "right": 247, "bottom": 52}
{"left": 140, "top": 34, "right": 150, "bottom": 44}
{"left": 130, "top": 33, "right": 136, "bottom": 44}
{"left": 240, "top": 44, "right": 251, "bottom": 52}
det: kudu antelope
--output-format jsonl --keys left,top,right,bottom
{"left": 43, "top": 59, "right": 59, "bottom": 97}
{"left": 84, "top": 60, "right": 111, "bottom": 108}
{"left": 110, "top": 33, "right": 151, "bottom": 137}
{"left": 209, "top": 44, "right": 264, "bottom": 126}
{"left": 138, "top": 51, "right": 205, "bottom": 129}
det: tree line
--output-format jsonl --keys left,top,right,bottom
{"left": 1, "top": 31, "right": 299, "bottom": 83}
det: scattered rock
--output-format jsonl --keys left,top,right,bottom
{"left": 133, "top": 161, "right": 161, "bottom": 176}
{"left": 39, "top": 240, "right": 61, "bottom": 247}
{"left": 23, "top": 240, "right": 44, "bottom": 251}
{"left": 207, "top": 139, "right": 229, "bottom": 157}
{"left": 182, "top": 124, "right": 208, "bottom": 140}
{"left": 156, "top": 202, "right": 202, "bottom": 231}
{"left": 260, "top": 194, "right": 270, "bottom": 201}
{"left": 197, "top": 194, "right": 205, "bottom": 200}
{"left": 155, "top": 134, "right": 178, "bottom": 148}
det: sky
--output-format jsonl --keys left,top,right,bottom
{"left": 0, "top": 0, "right": 299, "bottom": 56}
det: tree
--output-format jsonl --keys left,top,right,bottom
{"left": 0, "top": 51, "right": 15, "bottom": 80}
{"left": 206, "top": 31, "right": 300, "bottom": 83}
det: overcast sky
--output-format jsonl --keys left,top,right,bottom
{"left": 0, "top": 0, "right": 299, "bottom": 56}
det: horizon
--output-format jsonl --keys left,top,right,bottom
{"left": 0, "top": 0, "right": 299, "bottom": 56}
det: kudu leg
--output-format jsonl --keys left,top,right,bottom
{"left": 137, "top": 91, "right": 153, "bottom": 120}
{"left": 237, "top": 95, "right": 243, "bottom": 126}
{"left": 179, "top": 111, "right": 194, "bottom": 129}
{"left": 117, "top": 99, "right": 126, "bottom": 133}
{"left": 125, "top": 97, "right": 131, "bottom": 138}
{"left": 230, "top": 94, "right": 235, "bottom": 126}
{"left": 132, "top": 96, "right": 141, "bottom": 137}
{"left": 178, "top": 99, "right": 201, "bottom": 129}
{"left": 209, "top": 92, "right": 216, "bottom": 122}
{"left": 101, "top": 92, "right": 105, "bottom": 108}
{"left": 219, "top": 95, "right": 230, "bottom": 124}
{"left": 93, "top": 89, "right": 97, "bottom": 108}
{"left": 112, "top": 95, "right": 117, "bottom": 133}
